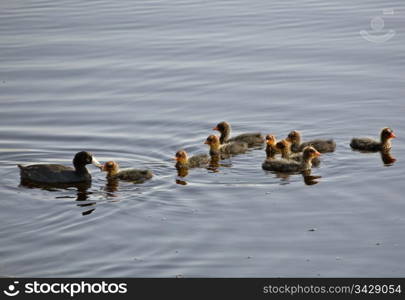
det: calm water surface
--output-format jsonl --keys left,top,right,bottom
{"left": 0, "top": 0, "right": 404, "bottom": 277}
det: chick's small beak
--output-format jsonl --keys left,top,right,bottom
{"left": 172, "top": 157, "right": 179, "bottom": 161}
{"left": 204, "top": 140, "right": 209, "bottom": 144}
{"left": 314, "top": 151, "right": 321, "bottom": 156}
{"left": 212, "top": 127, "right": 218, "bottom": 131}
{"left": 391, "top": 132, "right": 396, "bottom": 138}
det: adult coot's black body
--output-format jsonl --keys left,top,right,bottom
{"left": 350, "top": 127, "right": 396, "bottom": 152}
{"left": 18, "top": 151, "right": 101, "bottom": 184}
{"left": 213, "top": 121, "right": 264, "bottom": 147}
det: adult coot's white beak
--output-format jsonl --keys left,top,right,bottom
{"left": 92, "top": 157, "right": 102, "bottom": 168}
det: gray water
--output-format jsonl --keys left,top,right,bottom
{"left": 0, "top": 0, "right": 404, "bottom": 277}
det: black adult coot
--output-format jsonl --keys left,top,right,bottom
{"left": 213, "top": 121, "right": 264, "bottom": 147}
{"left": 18, "top": 151, "right": 101, "bottom": 184}
{"left": 101, "top": 161, "right": 153, "bottom": 182}
{"left": 286, "top": 130, "right": 336, "bottom": 153}
{"left": 276, "top": 139, "right": 321, "bottom": 167}
{"left": 350, "top": 127, "right": 396, "bottom": 152}
{"left": 204, "top": 134, "right": 248, "bottom": 158}
{"left": 174, "top": 150, "right": 210, "bottom": 169}
{"left": 262, "top": 146, "right": 321, "bottom": 172}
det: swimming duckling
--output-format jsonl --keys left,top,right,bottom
{"left": 101, "top": 161, "right": 153, "bottom": 182}
{"left": 265, "top": 134, "right": 279, "bottom": 159}
{"left": 213, "top": 121, "right": 264, "bottom": 147}
{"left": 18, "top": 151, "right": 101, "bottom": 184}
{"left": 262, "top": 146, "right": 320, "bottom": 172}
{"left": 204, "top": 134, "right": 248, "bottom": 158}
{"left": 350, "top": 127, "right": 396, "bottom": 152}
{"left": 286, "top": 130, "right": 336, "bottom": 153}
{"left": 276, "top": 139, "right": 321, "bottom": 167}
{"left": 174, "top": 150, "right": 210, "bottom": 168}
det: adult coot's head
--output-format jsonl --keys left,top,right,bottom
{"left": 73, "top": 151, "right": 101, "bottom": 170}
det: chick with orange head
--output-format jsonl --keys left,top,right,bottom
{"left": 101, "top": 161, "right": 153, "bottom": 182}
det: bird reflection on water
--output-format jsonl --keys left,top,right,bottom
{"left": 381, "top": 151, "right": 396, "bottom": 166}
{"left": 20, "top": 179, "right": 97, "bottom": 216}
{"left": 174, "top": 154, "right": 230, "bottom": 185}
{"left": 266, "top": 169, "right": 322, "bottom": 186}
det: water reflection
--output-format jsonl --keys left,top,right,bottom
{"left": 20, "top": 179, "right": 91, "bottom": 192}
{"left": 267, "top": 169, "right": 322, "bottom": 186}
{"left": 175, "top": 166, "right": 189, "bottom": 185}
{"left": 352, "top": 149, "right": 397, "bottom": 167}
{"left": 69, "top": 185, "right": 97, "bottom": 216}
{"left": 104, "top": 178, "right": 120, "bottom": 194}
{"left": 207, "top": 155, "right": 220, "bottom": 172}
{"left": 174, "top": 154, "right": 230, "bottom": 185}
{"left": 175, "top": 178, "right": 188, "bottom": 185}
{"left": 302, "top": 170, "right": 322, "bottom": 186}
{"left": 380, "top": 151, "right": 396, "bottom": 166}
{"left": 20, "top": 179, "right": 97, "bottom": 216}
